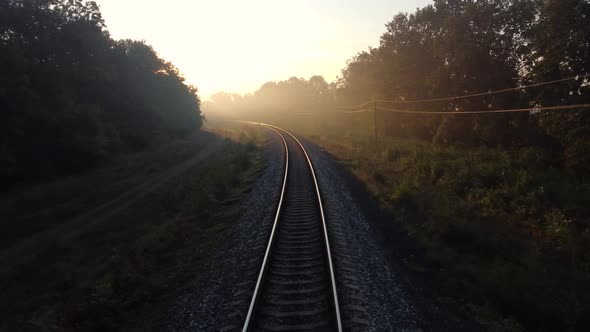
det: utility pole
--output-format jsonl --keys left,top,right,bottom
{"left": 373, "top": 99, "right": 378, "bottom": 150}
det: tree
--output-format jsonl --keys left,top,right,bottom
{"left": 531, "top": 0, "right": 590, "bottom": 173}
{"left": 0, "top": 0, "right": 203, "bottom": 186}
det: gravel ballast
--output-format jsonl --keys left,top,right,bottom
{"left": 163, "top": 126, "right": 474, "bottom": 331}
{"left": 301, "top": 139, "right": 422, "bottom": 331}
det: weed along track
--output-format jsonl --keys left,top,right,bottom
{"left": 241, "top": 124, "right": 342, "bottom": 331}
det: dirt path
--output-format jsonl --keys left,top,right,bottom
{"left": 0, "top": 134, "right": 224, "bottom": 271}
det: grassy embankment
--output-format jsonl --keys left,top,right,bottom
{"left": 0, "top": 126, "right": 264, "bottom": 331}
{"left": 289, "top": 116, "right": 589, "bottom": 331}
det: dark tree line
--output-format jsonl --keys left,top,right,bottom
{"left": 207, "top": 0, "right": 590, "bottom": 175}
{"left": 1, "top": 0, "right": 203, "bottom": 187}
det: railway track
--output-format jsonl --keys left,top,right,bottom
{"left": 242, "top": 124, "right": 342, "bottom": 331}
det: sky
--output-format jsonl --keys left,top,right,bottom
{"left": 94, "top": 0, "right": 432, "bottom": 99}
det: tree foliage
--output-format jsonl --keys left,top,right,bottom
{"left": 0, "top": 0, "right": 203, "bottom": 186}
{"left": 204, "top": 76, "right": 334, "bottom": 120}
{"left": 531, "top": 0, "right": 590, "bottom": 173}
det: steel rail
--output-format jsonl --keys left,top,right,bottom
{"left": 276, "top": 126, "right": 343, "bottom": 332}
{"left": 241, "top": 122, "right": 343, "bottom": 332}
{"left": 242, "top": 127, "right": 289, "bottom": 332}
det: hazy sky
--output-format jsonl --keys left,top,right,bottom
{"left": 94, "top": 0, "right": 432, "bottom": 99}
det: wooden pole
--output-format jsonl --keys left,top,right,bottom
{"left": 373, "top": 100, "right": 378, "bottom": 150}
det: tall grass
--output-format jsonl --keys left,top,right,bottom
{"left": 295, "top": 116, "right": 590, "bottom": 331}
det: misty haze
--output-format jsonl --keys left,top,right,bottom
{"left": 1, "top": 1, "right": 589, "bottom": 331}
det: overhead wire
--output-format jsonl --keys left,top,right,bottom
{"left": 319, "top": 104, "right": 590, "bottom": 115}
{"left": 298, "top": 74, "right": 590, "bottom": 116}
{"left": 294, "top": 109, "right": 373, "bottom": 115}
{"left": 374, "top": 74, "right": 590, "bottom": 104}
{"left": 339, "top": 108, "right": 374, "bottom": 114}
{"left": 376, "top": 103, "right": 590, "bottom": 115}
{"left": 335, "top": 100, "right": 374, "bottom": 110}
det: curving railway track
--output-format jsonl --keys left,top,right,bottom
{"left": 241, "top": 124, "right": 342, "bottom": 332}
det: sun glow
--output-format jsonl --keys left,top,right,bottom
{"left": 94, "top": 0, "right": 432, "bottom": 99}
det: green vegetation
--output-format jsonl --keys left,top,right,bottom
{"left": 1, "top": 0, "right": 203, "bottom": 187}
{"left": 307, "top": 130, "right": 590, "bottom": 331}
{"left": 0, "top": 129, "right": 263, "bottom": 331}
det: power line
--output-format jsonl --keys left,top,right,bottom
{"left": 360, "top": 73, "right": 590, "bottom": 105}
{"left": 294, "top": 109, "right": 372, "bottom": 115}
{"left": 318, "top": 108, "right": 373, "bottom": 114}
{"left": 319, "top": 103, "right": 590, "bottom": 115}
{"left": 340, "top": 108, "right": 373, "bottom": 114}
{"left": 376, "top": 103, "right": 590, "bottom": 115}
{"left": 335, "top": 100, "right": 374, "bottom": 110}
